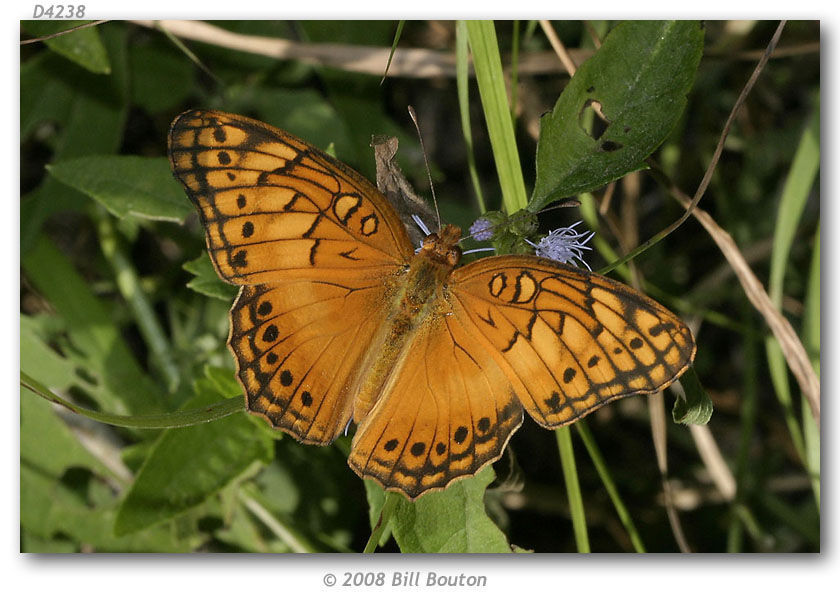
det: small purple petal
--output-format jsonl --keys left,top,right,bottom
{"left": 469, "top": 217, "right": 494, "bottom": 241}
{"left": 533, "top": 221, "right": 595, "bottom": 270}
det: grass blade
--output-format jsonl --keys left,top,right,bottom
{"left": 466, "top": 20, "right": 528, "bottom": 213}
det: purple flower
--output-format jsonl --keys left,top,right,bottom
{"left": 530, "top": 221, "right": 595, "bottom": 270}
{"left": 469, "top": 217, "right": 494, "bottom": 241}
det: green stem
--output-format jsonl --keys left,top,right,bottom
{"left": 364, "top": 492, "right": 400, "bottom": 553}
{"left": 94, "top": 206, "right": 181, "bottom": 393}
{"left": 555, "top": 427, "right": 589, "bottom": 552}
{"left": 239, "top": 488, "right": 318, "bottom": 553}
{"left": 466, "top": 20, "right": 528, "bottom": 213}
{"left": 21, "top": 370, "right": 243, "bottom": 428}
{"left": 575, "top": 421, "right": 645, "bottom": 552}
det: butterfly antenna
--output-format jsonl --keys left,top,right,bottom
{"left": 408, "top": 106, "right": 441, "bottom": 231}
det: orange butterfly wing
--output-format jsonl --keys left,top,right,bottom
{"left": 348, "top": 303, "right": 523, "bottom": 499}
{"left": 448, "top": 255, "right": 697, "bottom": 428}
{"left": 168, "top": 110, "right": 413, "bottom": 286}
{"left": 169, "top": 110, "right": 414, "bottom": 444}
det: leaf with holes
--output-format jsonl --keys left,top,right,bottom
{"left": 530, "top": 20, "right": 704, "bottom": 210}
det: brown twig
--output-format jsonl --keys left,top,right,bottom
{"left": 649, "top": 167, "right": 820, "bottom": 427}
{"left": 127, "top": 20, "right": 813, "bottom": 81}
{"left": 539, "top": 20, "right": 578, "bottom": 75}
{"left": 705, "top": 41, "right": 819, "bottom": 61}
{"left": 133, "top": 19, "right": 594, "bottom": 79}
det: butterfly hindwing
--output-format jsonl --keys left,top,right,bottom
{"left": 450, "top": 255, "right": 696, "bottom": 428}
{"left": 229, "top": 279, "right": 390, "bottom": 444}
{"left": 348, "top": 309, "right": 523, "bottom": 499}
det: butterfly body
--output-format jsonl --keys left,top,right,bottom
{"left": 352, "top": 224, "right": 463, "bottom": 424}
{"left": 169, "top": 110, "right": 696, "bottom": 499}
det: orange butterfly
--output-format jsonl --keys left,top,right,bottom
{"left": 168, "top": 110, "right": 696, "bottom": 500}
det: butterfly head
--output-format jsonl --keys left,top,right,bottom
{"left": 419, "top": 223, "right": 463, "bottom": 267}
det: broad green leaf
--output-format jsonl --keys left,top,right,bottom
{"left": 22, "top": 235, "right": 168, "bottom": 415}
{"left": 252, "top": 88, "right": 356, "bottom": 162}
{"left": 21, "top": 531, "right": 79, "bottom": 553}
{"left": 203, "top": 364, "right": 243, "bottom": 398}
{"left": 21, "top": 465, "right": 205, "bottom": 552}
{"left": 531, "top": 20, "right": 704, "bottom": 209}
{"left": 21, "top": 23, "right": 129, "bottom": 250}
{"left": 20, "top": 386, "right": 119, "bottom": 482}
{"left": 391, "top": 466, "right": 512, "bottom": 553}
{"left": 20, "top": 52, "right": 75, "bottom": 139}
{"left": 21, "top": 20, "right": 110, "bottom": 74}
{"left": 48, "top": 156, "right": 191, "bottom": 222}
{"left": 20, "top": 315, "right": 81, "bottom": 391}
{"left": 114, "top": 377, "right": 274, "bottom": 535}
{"left": 184, "top": 252, "right": 238, "bottom": 301}
{"left": 672, "top": 366, "right": 713, "bottom": 425}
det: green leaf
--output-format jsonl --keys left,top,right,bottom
{"left": 672, "top": 366, "right": 713, "bottom": 425}
{"left": 530, "top": 20, "right": 704, "bottom": 209}
{"left": 768, "top": 102, "right": 819, "bottom": 307}
{"left": 252, "top": 89, "right": 355, "bottom": 162}
{"left": 455, "top": 20, "right": 486, "bottom": 213}
{"left": 183, "top": 252, "right": 238, "bottom": 301}
{"left": 22, "top": 20, "right": 110, "bottom": 74}
{"left": 21, "top": 315, "right": 83, "bottom": 391}
{"left": 114, "top": 377, "right": 274, "bottom": 535}
{"left": 48, "top": 156, "right": 191, "bottom": 222}
{"left": 391, "top": 466, "right": 512, "bottom": 553}
{"left": 21, "top": 23, "right": 129, "bottom": 250}
{"left": 22, "top": 235, "right": 168, "bottom": 415}
{"left": 21, "top": 464, "right": 206, "bottom": 551}
{"left": 129, "top": 40, "right": 195, "bottom": 113}
{"left": 21, "top": 370, "right": 245, "bottom": 430}
{"left": 20, "top": 52, "right": 75, "bottom": 139}
{"left": 21, "top": 388, "right": 118, "bottom": 481}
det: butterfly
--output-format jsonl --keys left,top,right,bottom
{"left": 168, "top": 109, "right": 696, "bottom": 500}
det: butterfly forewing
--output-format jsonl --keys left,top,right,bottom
{"left": 450, "top": 255, "right": 696, "bottom": 428}
{"left": 168, "top": 110, "right": 414, "bottom": 285}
